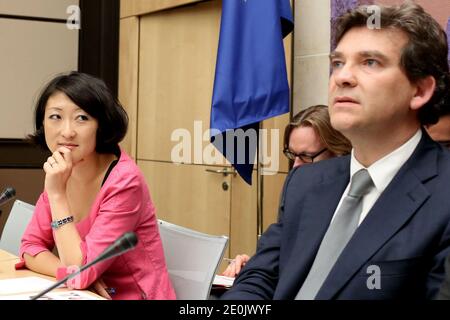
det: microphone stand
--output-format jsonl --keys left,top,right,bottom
{"left": 30, "top": 231, "right": 137, "bottom": 300}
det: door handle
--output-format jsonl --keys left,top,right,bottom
{"left": 205, "top": 168, "right": 236, "bottom": 177}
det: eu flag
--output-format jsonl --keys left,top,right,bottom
{"left": 210, "top": 0, "right": 294, "bottom": 184}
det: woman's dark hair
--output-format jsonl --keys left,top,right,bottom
{"left": 333, "top": 2, "right": 450, "bottom": 125}
{"left": 28, "top": 71, "right": 128, "bottom": 154}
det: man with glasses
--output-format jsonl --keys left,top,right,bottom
{"left": 282, "top": 104, "right": 351, "bottom": 168}
{"left": 223, "top": 2, "right": 450, "bottom": 300}
{"left": 283, "top": 148, "right": 327, "bottom": 165}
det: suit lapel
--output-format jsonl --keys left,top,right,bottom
{"left": 277, "top": 159, "right": 350, "bottom": 299}
{"left": 316, "top": 133, "right": 438, "bottom": 299}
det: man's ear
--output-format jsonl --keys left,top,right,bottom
{"left": 410, "top": 75, "right": 436, "bottom": 110}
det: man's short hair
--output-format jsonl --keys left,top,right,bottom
{"left": 333, "top": 2, "right": 450, "bottom": 125}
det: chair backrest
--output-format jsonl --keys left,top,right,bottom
{"left": 0, "top": 200, "right": 35, "bottom": 255}
{"left": 157, "top": 219, "right": 228, "bottom": 300}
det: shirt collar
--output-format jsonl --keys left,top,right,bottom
{"left": 350, "top": 129, "right": 422, "bottom": 192}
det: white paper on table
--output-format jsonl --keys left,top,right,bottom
{"left": 0, "top": 290, "right": 102, "bottom": 300}
{"left": 213, "top": 275, "right": 235, "bottom": 287}
{"left": 0, "top": 276, "right": 58, "bottom": 295}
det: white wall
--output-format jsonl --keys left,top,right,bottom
{"left": 0, "top": 0, "right": 79, "bottom": 139}
{"left": 293, "top": 0, "right": 331, "bottom": 114}
{"left": 0, "top": 0, "right": 79, "bottom": 19}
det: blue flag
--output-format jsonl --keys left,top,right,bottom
{"left": 210, "top": 0, "right": 294, "bottom": 184}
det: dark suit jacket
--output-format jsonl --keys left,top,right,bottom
{"left": 223, "top": 132, "right": 450, "bottom": 300}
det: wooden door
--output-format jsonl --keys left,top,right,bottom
{"left": 135, "top": 1, "right": 246, "bottom": 262}
{"left": 119, "top": 0, "right": 291, "bottom": 266}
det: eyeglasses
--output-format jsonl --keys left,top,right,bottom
{"left": 437, "top": 140, "right": 450, "bottom": 150}
{"left": 283, "top": 148, "right": 327, "bottom": 163}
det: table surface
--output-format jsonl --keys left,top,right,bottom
{"left": 0, "top": 249, "right": 18, "bottom": 262}
{"left": 0, "top": 249, "right": 104, "bottom": 299}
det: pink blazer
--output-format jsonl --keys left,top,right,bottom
{"left": 18, "top": 151, "right": 176, "bottom": 300}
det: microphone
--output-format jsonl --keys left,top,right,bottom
{"left": 30, "top": 232, "right": 138, "bottom": 300}
{"left": 0, "top": 187, "right": 16, "bottom": 207}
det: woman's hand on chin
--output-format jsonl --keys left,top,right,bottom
{"left": 44, "top": 146, "right": 73, "bottom": 198}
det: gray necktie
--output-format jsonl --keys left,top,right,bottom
{"left": 296, "top": 169, "right": 374, "bottom": 300}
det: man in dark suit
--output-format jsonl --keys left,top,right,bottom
{"left": 223, "top": 2, "right": 450, "bottom": 300}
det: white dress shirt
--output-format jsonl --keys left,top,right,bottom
{"left": 331, "top": 129, "right": 422, "bottom": 226}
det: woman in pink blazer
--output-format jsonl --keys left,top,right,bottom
{"left": 18, "top": 72, "right": 175, "bottom": 300}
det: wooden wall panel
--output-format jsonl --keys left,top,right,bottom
{"left": 230, "top": 170, "right": 257, "bottom": 258}
{"left": 0, "top": 0, "right": 79, "bottom": 19}
{"left": 138, "top": 161, "right": 231, "bottom": 238}
{"left": 137, "top": 1, "right": 222, "bottom": 164}
{"left": 120, "top": 0, "right": 205, "bottom": 18}
{"left": 119, "top": 16, "right": 139, "bottom": 158}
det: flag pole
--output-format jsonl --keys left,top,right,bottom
{"left": 257, "top": 122, "right": 263, "bottom": 241}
